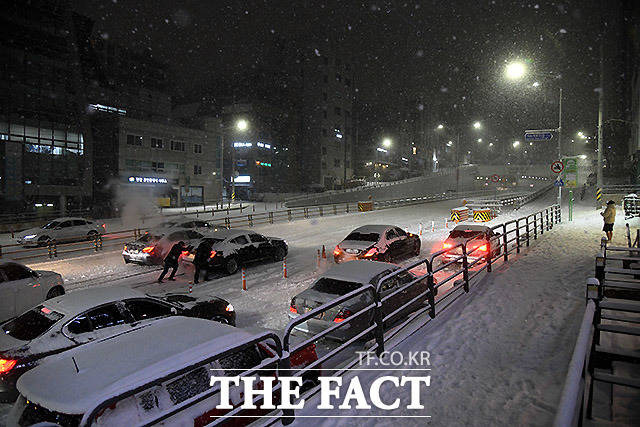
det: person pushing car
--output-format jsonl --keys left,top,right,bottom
{"left": 158, "top": 241, "right": 186, "bottom": 283}
{"left": 600, "top": 200, "right": 616, "bottom": 242}
{"left": 193, "top": 240, "right": 213, "bottom": 284}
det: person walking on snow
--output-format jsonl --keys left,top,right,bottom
{"left": 158, "top": 241, "right": 186, "bottom": 283}
{"left": 600, "top": 200, "right": 616, "bottom": 242}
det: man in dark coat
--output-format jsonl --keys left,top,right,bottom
{"left": 158, "top": 241, "right": 186, "bottom": 283}
{"left": 193, "top": 240, "right": 213, "bottom": 284}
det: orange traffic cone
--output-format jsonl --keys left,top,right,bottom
{"left": 322, "top": 245, "right": 327, "bottom": 259}
{"left": 242, "top": 268, "right": 247, "bottom": 291}
{"left": 419, "top": 223, "right": 423, "bottom": 237}
{"left": 283, "top": 257, "right": 288, "bottom": 278}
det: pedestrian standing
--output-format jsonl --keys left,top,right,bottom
{"left": 600, "top": 200, "right": 616, "bottom": 242}
{"left": 193, "top": 240, "right": 213, "bottom": 284}
{"left": 158, "top": 241, "right": 186, "bottom": 283}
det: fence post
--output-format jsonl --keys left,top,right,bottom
{"left": 346, "top": 203, "right": 349, "bottom": 213}
{"left": 502, "top": 223, "right": 508, "bottom": 262}
{"left": 287, "top": 209, "right": 292, "bottom": 222}
{"left": 372, "top": 290, "right": 386, "bottom": 357}
{"left": 546, "top": 208, "right": 551, "bottom": 230}
{"left": 515, "top": 219, "right": 520, "bottom": 254}
{"left": 304, "top": 208, "right": 309, "bottom": 219}
{"left": 595, "top": 252, "right": 605, "bottom": 286}
{"left": 426, "top": 263, "right": 436, "bottom": 318}
{"left": 53, "top": 240, "right": 57, "bottom": 257}
{"left": 539, "top": 212, "right": 544, "bottom": 235}
{"left": 248, "top": 214, "right": 253, "bottom": 227}
{"left": 533, "top": 215, "right": 538, "bottom": 240}
{"left": 525, "top": 216, "right": 530, "bottom": 247}
{"left": 333, "top": 204, "right": 337, "bottom": 215}
{"left": 94, "top": 236, "right": 98, "bottom": 252}
{"left": 269, "top": 212, "right": 274, "bottom": 224}
{"left": 461, "top": 245, "right": 470, "bottom": 292}
{"left": 319, "top": 206, "right": 323, "bottom": 217}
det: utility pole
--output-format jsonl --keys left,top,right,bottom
{"left": 597, "top": 31, "right": 605, "bottom": 194}
{"left": 558, "top": 87, "right": 563, "bottom": 208}
{"left": 220, "top": 129, "right": 225, "bottom": 202}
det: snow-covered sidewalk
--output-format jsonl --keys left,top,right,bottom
{"left": 292, "top": 201, "right": 639, "bottom": 426}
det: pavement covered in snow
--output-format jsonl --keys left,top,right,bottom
{"left": 290, "top": 196, "right": 640, "bottom": 426}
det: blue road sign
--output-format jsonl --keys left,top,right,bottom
{"left": 525, "top": 132, "right": 553, "bottom": 141}
{"left": 554, "top": 178, "right": 564, "bottom": 187}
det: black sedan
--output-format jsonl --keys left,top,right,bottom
{"left": 333, "top": 225, "right": 420, "bottom": 264}
{"left": 184, "top": 229, "right": 288, "bottom": 275}
{"left": 0, "top": 286, "right": 235, "bottom": 402}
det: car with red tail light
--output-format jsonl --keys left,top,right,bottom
{"left": 122, "top": 228, "right": 205, "bottom": 265}
{"left": 288, "top": 260, "right": 431, "bottom": 342}
{"left": 440, "top": 224, "right": 501, "bottom": 264}
{"left": 333, "top": 225, "right": 420, "bottom": 264}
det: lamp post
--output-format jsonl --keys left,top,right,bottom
{"left": 228, "top": 119, "right": 249, "bottom": 203}
{"left": 436, "top": 122, "right": 481, "bottom": 192}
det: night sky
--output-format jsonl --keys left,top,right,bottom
{"left": 73, "top": 0, "right": 616, "bottom": 153}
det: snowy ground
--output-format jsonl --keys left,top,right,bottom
{"left": 289, "top": 196, "right": 640, "bottom": 426}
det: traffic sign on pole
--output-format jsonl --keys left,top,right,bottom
{"left": 554, "top": 178, "right": 564, "bottom": 187}
{"left": 491, "top": 174, "right": 500, "bottom": 183}
{"left": 525, "top": 132, "right": 554, "bottom": 141}
{"left": 551, "top": 161, "right": 564, "bottom": 174}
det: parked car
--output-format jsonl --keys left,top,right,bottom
{"left": 122, "top": 228, "right": 206, "bottom": 265}
{"left": 8, "top": 317, "right": 318, "bottom": 426}
{"left": 0, "top": 286, "right": 235, "bottom": 402}
{"left": 0, "top": 262, "right": 64, "bottom": 323}
{"left": 289, "top": 260, "right": 430, "bottom": 342}
{"left": 184, "top": 229, "right": 288, "bottom": 275}
{"left": 145, "top": 217, "right": 213, "bottom": 234}
{"left": 16, "top": 217, "right": 105, "bottom": 247}
{"left": 333, "top": 225, "right": 420, "bottom": 264}
{"left": 441, "top": 224, "right": 502, "bottom": 263}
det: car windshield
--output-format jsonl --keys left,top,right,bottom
{"left": 42, "top": 221, "right": 60, "bottom": 229}
{"left": 449, "top": 229, "right": 483, "bottom": 239}
{"left": 312, "top": 278, "right": 362, "bottom": 295}
{"left": 203, "top": 238, "right": 224, "bottom": 245}
{"left": 138, "top": 233, "right": 164, "bottom": 243}
{"left": 2, "top": 306, "right": 63, "bottom": 341}
{"left": 344, "top": 232, "right": 379, "bottom": 242}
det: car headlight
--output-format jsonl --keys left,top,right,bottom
{"left": 23, "top": 234, "right": 37, "bottom": 239}
{"left": 225, "top": 304, "right": 234, "bottom": 312}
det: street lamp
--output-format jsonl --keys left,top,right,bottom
{"left": 512, "top": 140, "right": 520, "bottom": 148}
{"left": 236, "top": 119, "right": 248, "bottom": 131}
{"left": 382, "top": 138, "right": 392, "bottom": 148}
{"left": 229, "top": 118, "right": 249, "bottom": 202}
{"left": 505, "top": 61, "right": 526, "bottom": 80}
{"left": 436, "top": 124, "right": 444, "bottom": 130}
{"left": 473, "top": 121, "right": 482, "bottom": 129}
{"left": 477, "top": 138, "right": 482, "bottom": 143}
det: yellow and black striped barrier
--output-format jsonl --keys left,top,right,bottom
{"left": 596, "top": 188, "right": 602, "bottom": 202}
{"left": 473, "top": 209, "right": 492, "bottom": 222}
{"left": 450, "top": 207, "right": 469, "bottom": 222}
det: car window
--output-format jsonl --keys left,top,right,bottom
{"left": 385, "top": 229, "right": 398, "bottom": 240}
{"left": 72, "top": 220, "right": 86, "bottom": 226}
{"left": 67, "top": 313, "right": 92, "bottom": 335}
{"left": 394, "top": 228, "right": 407, "bottom": 237}
{"left": 124, "top": 299, "right": 173, "bottom": 321}
{"left": 449, "top": 229, "right": 482, "bottom": 239}
{"left": 231, "top": 235, "right": 249, "bottom": 245}
{"left": 85, "top": 304, "right": 129, "bottom": 330}
{"left": 249, "top": 234, "right": 267, "bottom": 243}
{"left": 2, "top": 306, "right": 63, "bottom": 341}
{"left": 167, "top": 231, "right": 188, "bottom": 241}
{"left": 3, "top": 263, "right": 33, "bottom": 281}
{"left": 59, "top": 221, "right": 73, "bottom": 228}
{"left": 42, "top": 221, "right": 60, "bottom": 229}
{"left": 345, "top": 232, "right": 379, "bottom": 242}
{"left": 186, "top": 230, "right": 204, "bottom": 240}
{"left": 312, "top": 278, "right": 361, "bottom": 295}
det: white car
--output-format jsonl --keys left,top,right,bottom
{"left": 0, "top": 262, "right": 64, "bottom": 323}
{"left": 16, "top": 217, "right": 105, "bottom": 247}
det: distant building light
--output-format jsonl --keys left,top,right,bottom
{"left": 234, "top": 175, "right": 251, "bottom": 183}
{"left": 256, "top": 142, "right": 272, "bottom": 149}
{"left": 128, "top": 176, "right": 168, "bottom": 184}
{"left": 413, "top": 147, "right": 417, "bottom": 155}
{"left": 47, "top": 203, "right": 54, "bottom": 207}
{"left": 35, "top": 203, "right": 43, "bottom": 207}
{"left": 376, "top": 147, "right": 387, "bottom": 153}
{"left": 24, "top": 180, "right": 32, "bottom": 184}
{"left": 233, "top": 142, "right": 253, "bottom": 148}
{"left": 336, "top": 133, "right": 343, "bottom": 139}
{"left": 401, "top": 157, "right": 408, "bottom": 162}
{"left": 89, "top": 103, "right": 126, "bottom": 115}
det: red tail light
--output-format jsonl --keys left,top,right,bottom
{"left": 333, "top": 309, "right": 353, "bottom": 323}
{"left": 478, "top": 244, "right": 488, "bottom": 252}
{"left": 209, "top": 250, "right": 217, "bottom": 258}
{"left": 363, "top": 247, "right": 376, "bottom": 258}
{"left": 333, "top": 246, "right": 341, "bottom": 256}
{"left": 0, "top": 359, "right": 17, "bottom": 374}
{"left": 289, "top": 299, "right": 297, "bottom": 314}
{"left": 123, "top": 245, "right": 127, "bottom": 252}
{"left": 142, "top": 246, "right": 154, "bottom": 253}
{"left": 443, "top": 242, "right": 453, "bottom": 249}
{"left": 101, "top": 224, "right": 106, "bottom": 229}
{"left": 180, "top": 251, "right": 190, "bottom": 256}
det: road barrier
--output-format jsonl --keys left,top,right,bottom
{"left": 472, "top": 208, "right": 492, "bottom": 222}
{"left": 450, "top": 206, "right": 470, "bottom": 222}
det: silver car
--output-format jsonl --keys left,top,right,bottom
{"left": 288, "top": 260, "right": 428, "bottom": 342}
{"left": 0, "top": 262, "right": 64, "bottom": 324}
{"left": 16, "top": 217, "right": 105, "bottom": 247}
{"left": 122, "top": 228, "right": 206, "bottom": 265}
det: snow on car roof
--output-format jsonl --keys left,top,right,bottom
{"left": 16, "top": 317, "right": 258, "bottom": 416}
{"left": 350, "top": 225, "right": 394, "bottom": 234}
{"left": 203, "top": 228, "right": 250, "bottom": 239}
{"left": 452, "top": 224, "right": 491, "bottom": 232}
{"left": 321, "top": 260, "right": 398, "bottom": 283}
{"left": 42, "top": 286, "right": 145, "bottom": 315}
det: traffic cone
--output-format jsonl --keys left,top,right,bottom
{"left": 242, "top": 268, "right": 247, "bottom": 291}
{"left": 317, "top": 249, "right": 321, "bottom": 267}
{"left": 431, "top": 220, "right": 435, "bottom": 232}
{"left": 283, "top": 258, "right": 288, "bottom": 278}
{"left": 418, "top": 223, "right": 423, "bottom": 237}
{"left": 322, "top": 245, "right": 327, "bottom": 259}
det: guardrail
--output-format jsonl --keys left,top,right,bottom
{"left": 2, "top": 190, "right": 529, "bottom": 263}
{"left": 601, "top": 184, "right": 640, "bottom": 194}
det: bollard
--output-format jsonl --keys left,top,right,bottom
{"left": 189, "top": 284, "right": 193, "bottom": 294}
{"left": 242, "top": 268, "right": 247, "bottom": 291}
{"left": 322, "top": 245, "right": 327, "bottom": 259}
{"left": 418, "top": 223, "right": 423, "bottom": 237}
{"left": 283, "top": 257, "right": 288, "bottom": 278}
{"left": 94, "top": 236, "right": 98, "bottom": 252}
{"left": 431, "top": 220, "right": 435, "bottom": 232}
{"left": 317, "top": 249, "right": 321, "bottom": 267}
{"left": 52, "top": 240, "right": 57, "bottom": 257}
{"left": 98, "top": 235, "right": 103, "bottom": 250}
{"left": 253, "top": 205, "right": 255, "bottom": 212}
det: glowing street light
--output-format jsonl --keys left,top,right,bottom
{"left": 489, "top": 142, "right": 494, "bottom": 147}
{"left": 472, "top": 121, "right": 482, "bottom": 129}
{"left": 382, "top": 138, "right": 392, "bottom": 148}
{"left": 477, "top": 138, "right": 482, "bottom": 143}
{"left": 446, "top": 140, "right": 453, "bottom": 147}
{"left": 505, "top": 61, "right": 526, "bottom": 80}
{"left": 532, "top": 81, "right": 540, "bottom": 88}
{"left": 236, "top": 119, "right": 248, "bottom": 131}
{"left": 436, "top": 124, "right": 444, "bottom": 130}
{"left": 512, "top": 140, "right": 520, "bottom": 148}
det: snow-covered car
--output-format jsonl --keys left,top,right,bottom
{"left": 15, "top": 217, "right": 105, "bottom": 247}
{"left": 0, "top": 262, "right": 64, "bottom": 324}
{"left": 9, "top": 317, "right": 318, "bottom": 426}
{"left": 441, "top": 224, "right": 502, "bottom": 263}
{"left": 184, "top": 229, "right": 288, "bottom": 275}
{"left": 333, "top": 225, "right": 420, "bottom": 264}
{"left": 0, "top": 286, "right": 235, "bottom": 402}
{"left": 144, "top": 217, "right": 213, "bottom": 234}
{"left": 122, "top": 228, "right": 206, "bottom": 265}
{"left": 289, "top": 260, "right": 429, "bottom": 342}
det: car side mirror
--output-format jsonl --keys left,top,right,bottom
{"left": 170, "top": 307, "right": 178, "bottom": 315}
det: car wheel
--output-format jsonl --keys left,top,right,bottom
{"left": 38, "top": 236, "right": 51, "bottom": 247}
{"left": 210, "top": 315, "right": 229, "bottom": 325}
{"left": 382, "top": 252, "right": 392, "bottom": 263}
{"left": 225, "top": 257, "right": 239, "bottom": 275}
{"left": 46, "top": 286, "right": 65, "bottom": 299}
{"left": 273, "top": 246, "right": 286, "bottom": 261}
